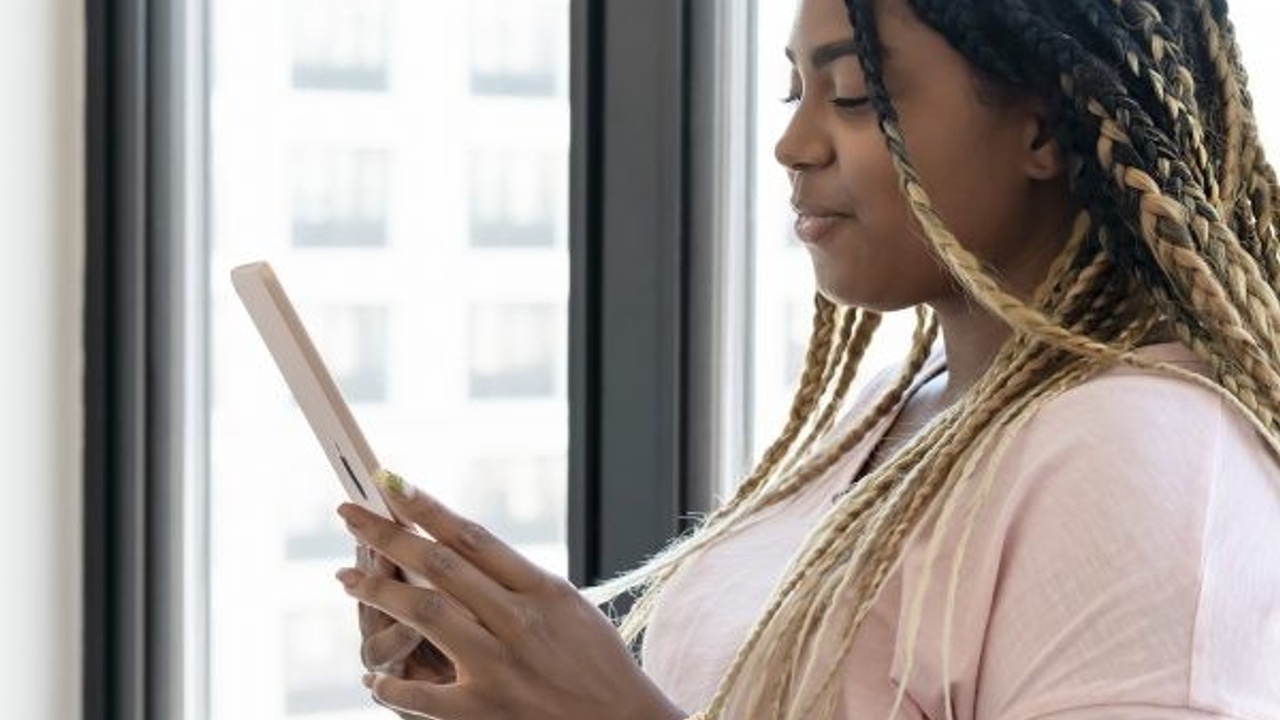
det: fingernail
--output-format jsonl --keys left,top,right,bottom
{"left": 373, "top": 469, "right": 415, "bottom": 499}
{"left": 336, "top": 567, "right": 363, "bottom": 590}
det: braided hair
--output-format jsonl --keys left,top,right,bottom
{"left": 583, "top": 1, "right": 1280, "bottom": 718}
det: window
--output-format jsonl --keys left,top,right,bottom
{"left": 466, "top": 455, "right": 567, "bottom": 548}
{"left": 83, "top": 2, "right": 1280, "bottom": 718}
{"left": 308, "top": 304, "right": 390, "bottom": 404}
{"left": 207, "top": 1, "right": 569, "bottom": 718}
{"left": 468, "top": 303, "right": 560, "bottom": 399}
{"left": 290, "top": 147, "right": 390, "bottom": 248}
{"left": 290, "top": 0, "right": 390, "bottom": 91}
{"left": 470, "top": 0, "right": 561, "bottom": 96}
{"left": 470, "top": 148, "right": 559, "bottom": 248}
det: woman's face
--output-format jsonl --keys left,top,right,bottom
{"left": 778, "top": 0, "right": 1073, "bottom": 311}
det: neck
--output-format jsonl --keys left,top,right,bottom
{"left": 929, "top": 299, "right": 1011, "bottom": 405}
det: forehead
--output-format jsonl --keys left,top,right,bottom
{"left": 786, "top": 0, "right": 917, "bottom": 64}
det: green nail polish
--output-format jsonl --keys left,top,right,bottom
{"left": 373, "top": 469, "right": 410, "bottom": 498}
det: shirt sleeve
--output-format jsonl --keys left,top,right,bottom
{"left": 1018, "top": 705, "right": 1249, "bottom": 719}
{"left": 972, "top": 374, "right": 1280, "bottom": 720}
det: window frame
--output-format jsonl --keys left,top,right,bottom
{"left": 84, "top": 0, "right": 741, "bottom": 717}
{"left": 569, "top": 0, "right": 747, "bottom": 586}
{"left": 84, "top": 0, "right": 209, "bottom": 718}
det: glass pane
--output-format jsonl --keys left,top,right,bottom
{"left": 206, "top": 0, "right": 570, "bottom": 717}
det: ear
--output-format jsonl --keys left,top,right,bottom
{"left": 1022, "top": 106, "right": 1064, "bottom": 180}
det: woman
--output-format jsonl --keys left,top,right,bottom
{"left": 334, "top": 0, "right": 1280, "bottom": 718}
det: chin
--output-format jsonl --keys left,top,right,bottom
{"left": 814, "top": 277, "right": 918, "bottom": 313}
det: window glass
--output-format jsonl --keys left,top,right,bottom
{"left": 470, "top": 148, "right": 559, "bottom": 248}
{"left": 290, "top": 147, "right": 390, "bottom": 248}
{"left": 468, "top": 303, "right": 560, "bottom": 399}
{"left": 207, "top": 1, "right": 569, "bottom": 718}
{"left": 470, "top": 0, "right": 561, "bottom": 97}
{"left": 290, "top": 0, "right": 390, "bottom": 91}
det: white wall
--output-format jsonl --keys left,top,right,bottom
{"left": 0, "top": 0, "right": 84, "bottom": 717}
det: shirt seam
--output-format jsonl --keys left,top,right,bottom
{"left": 1185, "top": 394, "right": 1226, "bottom": 711}
{"left": 1013, "top": 698, "right": 1258, "bottom": 720}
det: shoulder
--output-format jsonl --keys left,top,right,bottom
{"left": 997, "top": 343, "right": 1262, "bottom": 486}
{"left": 984, "top": 343, "right": 1280, "bottom": 548}
{"left": 969, "top": 345, "right": 1280, "bottom": 719}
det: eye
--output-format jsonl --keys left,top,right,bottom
{"left": 781, "top": 92, "right": 801, "bottom": 106}
{"left": 831, "top": 96, "right": 870, "bottom": 111}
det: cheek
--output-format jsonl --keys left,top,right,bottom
{"left": 899, "top": 113, "right": 1027, "bottom": 256}
{"left": 809, "top": 135, "right": 952, "bottom": 309}
{"left": 835, "top": 135, "right": 938, "bottom": 269}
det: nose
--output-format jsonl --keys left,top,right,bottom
{"left": 774, "top": 103, "right": 834, "bottom": 173}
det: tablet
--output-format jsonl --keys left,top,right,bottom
{"left": 230, "top": 261, "right": 399, "bottom": 522}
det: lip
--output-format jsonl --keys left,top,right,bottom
{"left": 793, "top": 212, "right": 849, "bottom": 245}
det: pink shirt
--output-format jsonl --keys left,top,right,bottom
{"left": 641, "top": 343, "right": 1280, "bottom": 719}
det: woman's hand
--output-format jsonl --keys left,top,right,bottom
{"left": 335, "top": 474, "right": 685, "bottom": 720}
{"left": 354, "top": 545, "right": 456, "bottom": 720}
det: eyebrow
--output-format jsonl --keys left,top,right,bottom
{"left": 784, "top": 38, "right": 865, "bottom": 70}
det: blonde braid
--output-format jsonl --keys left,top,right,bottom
{"left": 797, "top": 311, "right": 883, "bottom": 451}
{"left": 1195, "top": 0, "right": 1280, "bottom": 286}
{"left": 776, "top": 307, "right": 872, "bottom": 479}
{"left": 700, "top": 314, "right": 939, "bottom": 717}
{"left": 731, "top": 296, "right": 838, "bottom": 496}
{"left": 1196, "top": 0, "right": 1246, "bottom": 203}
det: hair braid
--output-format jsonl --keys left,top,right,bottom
{"left": 1064, "top": 0, "right": 1218, "bottom": 200}
{"left": 716, "top": 296, "right": 839, "bottom": 509}
{"left": 987, "top": 0, "right": 1280, "bottom": 422}
{"left": 780, "top": 310, "right": 884, "bottom": 477}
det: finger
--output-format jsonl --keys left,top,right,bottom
{"left": 365, "top": 545, "right": 409, "bottom": 581}
{"left": 337, "top": 566, "right": 500, "bottom": 671}
{"left": 340, "top": 503, "right": 521, "bottom": 638}
{"left": 405, "top": 641, "right": 457, "bottom": 683}
{"left": 364, "top": 672, "right": 472, "bottom": 720}
{"left": 359, "top": 600, "right": 395, "bottom": 639}
{"left": 361, "top": 620, "right": 422, "bottom": 673}
{"left": 373, "top": 471, "right": 547, "bottom": 593}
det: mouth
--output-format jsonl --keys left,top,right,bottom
{"left": 793, "top": 211, "right": 849, "bottom": 245}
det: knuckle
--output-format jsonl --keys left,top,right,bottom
{"left": 456, "top": 521, "right": 493, "bottom": 555}
{"left": 539, "top": 573, "right": 577, "bottom": 601}
{"left": 411, "top": 590, "right": 448, "bottom": 624}
{"left": 515, "top": 600, "right": 546, "bottom": 635}
{"left": 365, "top": 521, "right": 396, "bottom": 549}
{"left": 359, "top": 574, "right": 386, "bottom": 595}
{"left": 423, "top": 544, "right": 462, "bottom": 578}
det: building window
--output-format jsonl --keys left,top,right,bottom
{"left": 465, "top": 455, "right": 566, "bottom": 546}
{"left": 291, "top": 147, "right": 390, "bottom": 248}
{"left": 468, "top": 304, "right": 558, "bottom": 399}
{"left": 290, "top": 0, "right": 390, "bottom": 91}
{"left": 470, "top": 149, "right": 558, "bottom": 248}
{"left": 470, "top": 0, "right": 560, "bottom": 96}
{"left": 310, "top": 304, "right": 390, "bottom": 404}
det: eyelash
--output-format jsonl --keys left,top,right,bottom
{"left": 780, "top": 94, "right": 870, "bottom": 111}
